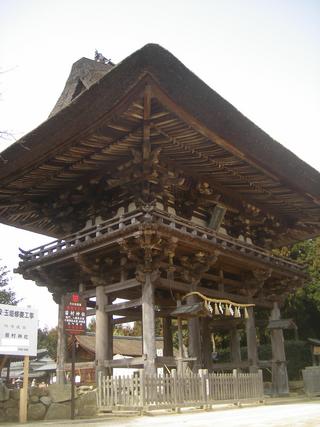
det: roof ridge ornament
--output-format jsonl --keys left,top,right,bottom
{"left": 94, "top": 49, "right": 113, "bottom": 65}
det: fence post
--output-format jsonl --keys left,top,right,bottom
{"left": 171, "top": 369, "right": 180, "bottom": 413}
{"left": 199, "top": 369, "right": 209, "bottom": 410}
{"left": 233, "top": 369, "right": 240, "bottom": 406}
{"left": 258, "top": 369, "right": 264, "bottom": 403}
{"left": 139, "top": 369, "right": 145, "bottom": 415}
{"left": 97, "top": 370, "right": 102, "bottom": 408}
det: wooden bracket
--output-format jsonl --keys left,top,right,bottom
{"left": 180, "top": 250, "right": 219, "bottom": 288}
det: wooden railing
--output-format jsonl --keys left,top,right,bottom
{"left": 153, "top": 210, "right": 303, "bottom": 272}
{"left": 18, "top": 210, "right": 144, "bottom": 262}
{"left": 18, "top": 208, "right": 304, "bottom": 272}
{"left": 97, "top": 370, "right": 264, "bottom": 411}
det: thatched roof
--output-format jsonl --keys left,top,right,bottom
{"left": 0, "top": 44, "right": 319, "bottom": 245}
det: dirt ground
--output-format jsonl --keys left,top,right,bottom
{"left": 8, "top": 400, "right": 320, "bottom": 427}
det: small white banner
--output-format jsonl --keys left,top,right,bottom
{"left": 0, "top": 304, "right": 38, "bottom": 356}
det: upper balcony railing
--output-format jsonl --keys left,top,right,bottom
{"left": 18, "top": 208, "right": 304, "bottom": 273}
{"left": 18, "top": 210, "right": 144, "bottom": 262}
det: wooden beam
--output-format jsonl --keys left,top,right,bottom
{"left": 104, "top": 356, "right": 145, "bottom": 368}
{"left": 80, "top": 278, "right": 140, "bottom": 299}
{"left": 211, "top": 361, "right": 250, "bottom": 370}
{"left": 155, "top": 356, "right": 177, "bottom": 367}
{"left": 112, "top": 315, "right": 140, "bottom": 324}
{"left": 210, "top": 318, "right": 243, "bottom": 330}
{"left": 86, "top": 308, "right": 96, "bottom": 317}
{"left": 158, "top": 277, "right": 273, "bottom": 308}
{"left": 143, "top": 84, "right": 152, "bottom": 160}
{"left": 203, "top": 271, "right": 241, "bottom": 287}
{"left": 105, "top": 278, "right": 140, "bottom": 295}
{"left": 64, "top": 361, "right": 95, "bottom": 370}
{"left": 104, "top": 298, "right": 142, "bottom": 313}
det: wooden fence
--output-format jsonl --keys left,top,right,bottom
{"left": 97, "top": 370, "right": 264, "bottom": 411}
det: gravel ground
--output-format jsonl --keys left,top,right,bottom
{"left": 8, "top": 400, "right": 320, "bottom": 427}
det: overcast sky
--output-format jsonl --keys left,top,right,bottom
{"left": 0, "top": 0, "right": 319, "bottom": 328}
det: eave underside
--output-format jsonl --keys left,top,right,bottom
{"left": 0, "top": 80, "right": 319, "bottom": 247}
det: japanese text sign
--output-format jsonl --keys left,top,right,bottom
{"left": 0, "top": 304, "right": 38, "bottom": 356}
{"left": 64, "top": 293, "right": 86, "bottom": 335}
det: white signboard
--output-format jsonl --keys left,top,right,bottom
{"left": 0, "top": 304, "right": 38, "bottom": 356}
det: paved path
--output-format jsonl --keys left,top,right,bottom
{"left": 9, "top": 401, "right": 320, "bottom": 427}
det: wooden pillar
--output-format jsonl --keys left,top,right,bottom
{"left": 246, "top": 306, "right": 259, "bottom": 373}
{"left": 120, "top": 257, "right": 127, "bottom": 282}
{"left": 163, "top": 317, "right": 173, "bottom": 357}
{"left": 177, "top": 316, "right": 184, "bottom": 375}
{"left": 95, "top": 286, "right": 112, "bottom": 382}
{"left": 6, "top": 359, "right": 10, "bottom": 385}
{"left": 270, "top": 302, "right": 289, "bottom": 396}
{"left": 201, "top": 318, "right": 213, "bottom": 372}
{"left": 56, "top": 295, "right": 66, "bottom": 384}
{"left": 106, "top": 307, "right": 113, "bottom": 376}
{"left": 230, "top": 328, "right": 242, "bottom": 365}
{"left": 187, "top": 294, "right": 202, "bottom": 373}
{"left": 142, "top": 272, "right": 157, "bottom": 375}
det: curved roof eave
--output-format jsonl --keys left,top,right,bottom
{"left": 1, "top": 43, "right": 319, "bottom": 201}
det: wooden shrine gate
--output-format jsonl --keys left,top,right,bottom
{"left": 97, "top": 370, "right": 264, "bottom": 412}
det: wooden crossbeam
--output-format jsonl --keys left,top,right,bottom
{"left": 155, "top": 356, "right": 177, "bottom": 367}
{"left": 158, "top": 277, "right": 273, "bottom": 308}
{"left": 112, "top": 315, "right": 140, "bottom": 324}
{"left": 104, "top": 278, "right": 140, "bottom": 295}
{"left": 104, "top": 356, "right": 145, "bottom": 368}
{"left": 104, "top": 297, "right": 142, "bottom": 313}
{"left": 80, "top": 278, "right": 140, "bottom": 299}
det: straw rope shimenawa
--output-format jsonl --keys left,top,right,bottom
{"left": 183, "top": 291, "right": 255, "bottom": 318}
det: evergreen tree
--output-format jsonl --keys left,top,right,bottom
{"left": 37, "top": 327, "right": 58, "bottom": 360}
{"left": 0, "top": 261, "right": 18, "bottom": 305}
{"left": 280, "top": 237, "right": 320, "bottom": 339}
